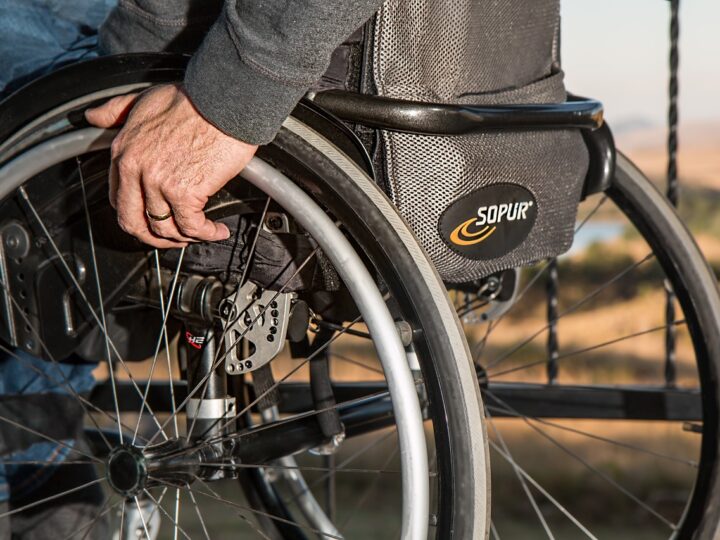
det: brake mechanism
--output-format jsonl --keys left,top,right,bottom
{"left": 220, "top": 282, "right": 294, "bottom": 375}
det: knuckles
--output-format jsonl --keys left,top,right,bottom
{"left": 117, "top": 217, "right": 136, "bottom": 236}
{"left": 177, "top": 222, "right": 200, "bottom": 237}
{"left": 115, "top": 155, "right": 140, "bottom": 179}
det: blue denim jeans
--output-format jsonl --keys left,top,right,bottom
{"left": 0, "top": 0, "right": 115, "bottom": 95}
{"left": 0, "top": 0, "right": 116, "bottom": 502}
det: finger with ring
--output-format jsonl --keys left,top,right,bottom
{"left": 145, "top": 209, "right": 173, "bottom": 222}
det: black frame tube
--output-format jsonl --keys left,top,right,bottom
{"left": 311, "top": 89, "right": 604, "bottom": 135}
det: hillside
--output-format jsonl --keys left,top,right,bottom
{"left": 615, "top": 121, "right": 720, "bottom": 190}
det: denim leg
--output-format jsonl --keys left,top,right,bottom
{"left": 0, "top": 350, "right": 96, "bottom": 503}
{"left": 0, "top": 0, "right": 116, "bottom": 95}
{"left": 0, "top": 0, "right": 116, "bottom": 504}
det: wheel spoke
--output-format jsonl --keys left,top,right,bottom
{"left": 485, "top": 402, "right": 697, "bottom": 467}
{"left": 471, "top": 194, "right": 616, "bottom": 364}
{"left": 118, "top": 499, "right": 125, "bottom": 540}
{"left": 282, "top": 428, "right": 398, "bottom": 507}
{"left": 489, "top": 319, "right": 687, "bottom": 379}
{"left": 169, "top": 461, "right": 404, "bottom": 475}
{"left": 0, "top": 459, "right": 97, "bottom": 466}
{"left": 158, "top": 249, "right": 180, "bottom": 441}
{"left": 78, "top": 495, "right": 114, "bottom": 540}
{"left": 472, "top": 319, "right": 496, "bottom": 365}
{"left": 485, "top": 194, "right": 608, "bottom": 340}
{"left": 132, "top": 248, "right": 186, "bottom": 444}
{"left": 487, "top": 412, "right": 554, "bottom": 539}
{"left": 140, "top": 489, "right": 191, "bottom": 540}
{"left": 489, "top": 441, "right": 598, "bottom": 539}
{"left": 330, "top": 352, "right": 384, "bottom": 375}
{"left": 17, "top": 187, "right": 168, "bottom": 439}
{"left": 575, "top": 194, "right": 609, "bottom": 234}
{"left": 193, "top": 477, "right": 275, "bottom": 540}
{"left": 490, "top": 521, "right": 501, "bottom": 540}
{"left": 186, "top": 486, "right": 211, "bottom": 540}
{"left": 77, "top": 157, "right": 124, "bottom": 443}
{"left": 61, "top": 497, "right": 121, "bottom": 540}
{"left": 0, "top": 289, "right": 117, "bottom": 450}
{"left": 173, "top": 488, "right": 181, "bottom": 540}
{"left": 340, "top": 445, "right": 399, "bottom": 529}
{"left": 0, "top": 478, "right": 104, "bottom": 519}
{"left": 146, "top": 243, "right": 321, "bottom": 447}
{"left": 133, "top": 496, "right": 154, "bottom": 540}
{"left": 0, "top": 410, "right": 101, "bottom": 462}
{"left": 462, "top": 197, "right": 609, "bottom": 342}
{"left": 485, "top": 390, "right": 677, "bottom": 530}
{"left": 187, "top": 476, "right": 344, "bottom": 540}
{"left": 487, "top": 253, "right": 655, "bottom": 370}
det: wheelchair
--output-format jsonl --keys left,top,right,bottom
{"left": 0, "top": 52, "right": 719, "bottom": 540}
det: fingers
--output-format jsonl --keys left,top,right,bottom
{"left": 94, "top": 85, "right": 238, "bottom": 249}
{"left": 108, "top": 157, "right": 119, "bottom": 209}
{"left": 111, "top": 146, "right": 226, "bottom": 247}
{"left": 170, "top": 202, "right": 231, "bottom": 243}
{"left": 143, "top": 184, "right": 196, "bottom": 243}
{"left": 114, "top": 160, "right": 186, "bottom": 249}
{"left": 85, "top": 93, "right": 139, "bottom": 128}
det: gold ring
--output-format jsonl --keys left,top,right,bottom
{"left": 145, "top": 209, "right": 173, "bottom": 222}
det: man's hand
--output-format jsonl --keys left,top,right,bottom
{"left": 85, "top": 84, "right": 258, "bottom": 248}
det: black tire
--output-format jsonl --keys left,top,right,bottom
{"left": 609, "top": 153, "right": 720, "bottom": 539}
{"left": 462, "top": 149, "right": 720, "bottom": 539}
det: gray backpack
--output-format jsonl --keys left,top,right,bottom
{"left": 318, "top": 0, "right": 589, "bottom": 283}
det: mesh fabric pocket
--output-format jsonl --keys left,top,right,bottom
{"left": 372, "top": 0, "right": 589, "bottom": 283}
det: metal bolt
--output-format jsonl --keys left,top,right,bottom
{"left": 269, "top": 326, "right": 277, "bottom": 335}
{"left": 271, "top": 309, "right": 279, "bottom": 318}
{"left": 395, "top": 320, "right": 414, "bottom": 347}
{"left": 266, "top": 335, "right": 274, "bottom": 342}
{"left": 486, "top": 276, "right": 501, "bottom": 292}
{"left": 267, "top": 216, "right": 283, "bottom": 231}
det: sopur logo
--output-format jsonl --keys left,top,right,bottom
{"left": 450, "top": 200, "right": 534, "bottom": 246}
{"left": 439, "top": 183, "right": 537, "bottom": 259}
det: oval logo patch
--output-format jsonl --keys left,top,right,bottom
{"left": 438, "top": 183, "right": 537, "bottom": 260}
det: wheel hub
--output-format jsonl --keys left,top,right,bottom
{"left": 106, "top": 445, "right": 147, "bottom": 498}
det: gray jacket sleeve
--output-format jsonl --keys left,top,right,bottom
{"left": 100, "top": 0, "right": 382, "bottom": 145}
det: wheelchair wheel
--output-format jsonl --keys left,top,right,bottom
{"left": 456, "top": 153, "right": 720, "bottom": 538}
{"left": 0, "top": 57, "right": 488, "bottom": 539}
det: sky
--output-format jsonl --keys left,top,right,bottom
{"left": 561, "top": 0, "right": 720, "bottom": 129}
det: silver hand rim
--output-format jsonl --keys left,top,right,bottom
{"left": 0, "top": 127, "right": 430, "bottom": 540}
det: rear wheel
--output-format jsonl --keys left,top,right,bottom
{"left": 454, "top": 153, "right": 720, "bottom": 538}
{"left": 0, "top": 59, "right": 488, "bottom": 539}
